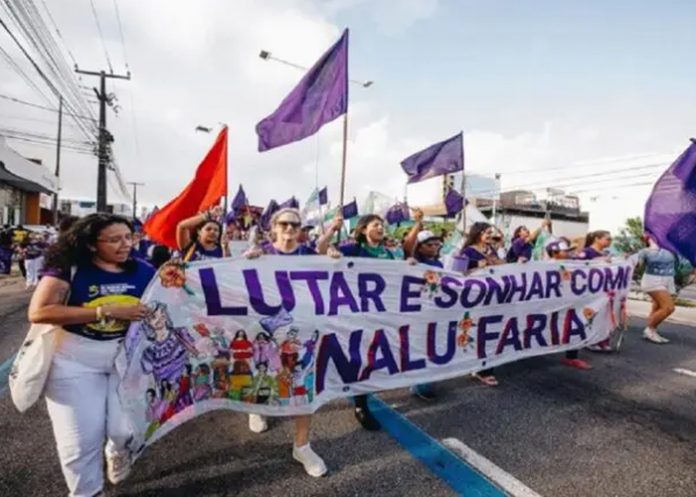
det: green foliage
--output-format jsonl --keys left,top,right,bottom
{"left": 613, "top": 216, "right": 644, "bottom": 254}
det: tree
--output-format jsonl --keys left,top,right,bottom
{"left": 613, "top": 216, "right": 644, "bottom": 254}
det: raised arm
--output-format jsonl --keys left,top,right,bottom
{"left": 402, "top": 208, "right": 424, "bottom": 258}
{"left": 316, "top": 215, "right": 343, "bottom": 255}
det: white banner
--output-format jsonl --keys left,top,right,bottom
{"left": 117, "top": 258, "right": 632, "bottom": 455}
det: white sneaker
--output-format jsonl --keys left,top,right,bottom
{"left": 293, "top": 443, "right": 328, "bottom": 477}
{"left": 248, "top": 414, "right": 268, "bottom": 433}
{"left": 106, "top": 450, "right": 131, "bottom": 485}
{"left": 643, "top": 327, "right": 669, "bottom": 344}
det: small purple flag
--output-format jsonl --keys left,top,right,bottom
{"left": 261, "top": 199, "right": 280, "bottom": 229}
{"left": 318, "top": 186, "right": 328, "bottom": 205}
{"left": 342, "top": 199, "right": 358, "bottom": 219}
{"left": 279, "top": 196, "right": 300, "bottom": 209}
{"left": 231, "top": 185, "right": 248, "bottom": 211}
{"left": 385, "top": 202, "right": 410, "bottom": 225}
{"left": 645, "top": 139, "right": 696, "bottom": 265}
{"left": 445, "top": 188, "right": 464, "bottom": 216}
{"left": 256, "top": 29, "right": 349, "bottom": 152}
{"left": 401, "top": 132, "right": 464, "bottom": 184}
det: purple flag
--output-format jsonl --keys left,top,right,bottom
{"left": 445, "top": 188, "right": 464, "bottom": 216}
{"left": 385, "top": 202, "right": 410, "bottom": 225}
{"left": 401, "top": 132, "right": 464, "bottom": 184}
{"left": 645, "top": 139, "right": 696, "bottom": 265}
{"left": 342, "top": 199, "right": 358, "bottom": 219}
{"left": 261, "top": 199, "right": 280, "bottom": 229}
{"left": 279, "top": 196, "right": 300, "bottom": 209}
{"left": 231, "top": 185, "right": 248, "bottom": 211}
{"left": 224, "top": 209, "right": 237, "bottom": 226}
{"left": 256, "top": 29, "right": 349, "bottom": 152}
{"left": 318, "top": 186, "right": 328, "bottom": 205}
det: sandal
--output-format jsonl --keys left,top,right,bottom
{"left": 472, "top": 373, "right": 499, "bottom": 387}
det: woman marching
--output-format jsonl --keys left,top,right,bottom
{"left": 460, "top": 222, "right": 506, "bottom": 386}
{"left": 244, "top": 208, "right": 330, "bottom": 477}
{"left": 176, "top": 205, "right": 228, "bottom": 261}
{"left": 506, "top": 219, "right": 552, "bottom": 263}
{"left": 636, "top": 233, "right": 694, "bottom": 344}
{"left": 317, "top": 213, "right": 395, "bottom": 431}
{"left": 27, "top": 213, "right": 154, "bottom": 497}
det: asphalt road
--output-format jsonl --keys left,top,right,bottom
{"left": 1, "top": 284, "right": 695, "bottom": 497}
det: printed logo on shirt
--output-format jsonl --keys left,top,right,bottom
{"left": 83, "top": 294, "right": 141, "bottom": 334}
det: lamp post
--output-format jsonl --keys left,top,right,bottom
{"left": 258, "top": 50, "right": 373, "bottom": 88}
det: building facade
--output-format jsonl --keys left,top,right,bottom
{"left": 0, "top": 138, "right": 58, "bottom": 225}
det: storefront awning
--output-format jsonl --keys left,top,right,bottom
{"left": 0, "top": 137, "right": 58, "bottom": 194}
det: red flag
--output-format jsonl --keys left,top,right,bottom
{"left": 144, "top": 127, "right": 228, "bottom": 248}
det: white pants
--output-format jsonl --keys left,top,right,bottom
{"left": 45, "top": 332, "right": 131, "bottom": 497}
{"left": 25, "top": 256, "right": 44, "bottom": 286}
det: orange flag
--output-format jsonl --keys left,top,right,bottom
{"left": 144, "top": 127, "right": 228, "bottom": 248}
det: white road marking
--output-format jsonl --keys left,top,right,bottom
{"left": 673, "top": 368, "right": 696, "bottom": 378}
{"left": 442, "top": 437, "right": 544, "bottom": 497}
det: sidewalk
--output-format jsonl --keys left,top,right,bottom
{"left": 0, "top": 275, "right": 27, "bottom": 295}
{"left": 627, "top": 299, "right": 696, "bottom": 327}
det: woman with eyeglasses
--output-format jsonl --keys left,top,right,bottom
{"left": 176, "top": 205, "right": 228, "bottom": 261}
{"left": 460, "top": 222, "right": 505, "bottom": 386}
{"left": 317, "top": 212, "right": 394, "bottom": 431}
{"left": 27, "top": 213, "right": 154, "bottom": 497}
{"left": 244, "top": 208, "right": 330, "bottom": 477}
{"left": 505, "top": 219, "right": 551, "bottom": 263}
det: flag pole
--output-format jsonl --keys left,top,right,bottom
{"left": 458, "top": 132, "right": 466, "bottom": 234}
{"left": 339, "top": 112, "right": 348, "bottom": 208}
{"left": 223, "top": 124, "right": 229, "bottom": 214}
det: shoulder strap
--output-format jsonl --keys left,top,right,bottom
{"left": 183, "top": 243, "right": 197, "bottom": 262}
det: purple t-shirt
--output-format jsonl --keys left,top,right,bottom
{"left": 25, "top": 241, "right": 48, "bottom": 260}
{"left": 575, "top": 247, "right": 604, "bottom": 260}
{"left": 461, "top": 246, "right": 489, "bottom": 271}
{"left": 506, "top": 238, "right": 532, "bottom": 263}
{"left": 44, "top": 259, "right": 155, "bottom": 341}
{"left": 186, "top": 242, "right": 223, "bottom": 261}
{"left": 262, "top": 243, "right": 317, "bottom": 256}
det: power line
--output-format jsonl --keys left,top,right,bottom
{"left": 0, "top": 93, "right": 97, "bottom": 121}
{"left": 498, "top": 151, "right": 671, "bottom": 176}
{"left": 112, "top": 0, "right": 128, "bottom": 70}
{"left": 88, "top": 0, "right": 113, "bottom": 73}
{"left": 0, "top": 42, "right": 54, "bottom": 105}
{"left": 38, "top": 0, "right": 78, "bottom": 68}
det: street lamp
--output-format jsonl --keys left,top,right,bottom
{"left": 195, "top": 125, "right": 212, "bottom": 133}
{"left": 258, "top": 50, "right": 374, "bottom": 88}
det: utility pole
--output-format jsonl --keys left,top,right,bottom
{"left": 127, "top": 182, "right": 144, "bottom": 220}
{"left": 75, "top": 67, "right": 131, "bottom": 212}
{"left": 51, "top": 96, "right": 63, "bottom": 225}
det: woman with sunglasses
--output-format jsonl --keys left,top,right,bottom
{"left": 27, "top": 214, "right": 154, "bottom": 497}
{"left": 176, "top": 205, "right": 228, "bottom": 261}
{"left": 244, "top": 208, "right": 329, "bottom": 477}
{"left": 317, "top": 213, "right": 394, "bottom": 431}
{"left": 505, "top": 219, "right": 551, "bottom": 263}
{"left": 460, "top": 222, "right": 505, "bottom": 386}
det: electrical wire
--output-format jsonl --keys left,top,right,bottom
{"left": 111, "top": 0, "right": 128, "bottom": 71}
{"left": 88, "top": 0, "right": 113, "bottom": 73}
{"left": 38, "top": 0, "right": 77, "bottom": 68}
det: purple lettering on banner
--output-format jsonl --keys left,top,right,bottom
{"left": 495, "top": 317, "right": 522, "bottom": 355}
{"left": 524, "top": 314, "right": 548, "bottom": 348}
{"left": 359, "top": 329, "right": 399, "bottom": 381}
{"left": 290, "top": 271, "right": 329, "bottom": 314}
{"left": 400, "top": 275, "right": 425, "bottom": 312}
{"left": 621, "top": 265, "right": 631, "bottom": 289}
{"left": 461, "top": 278, "right": 486, "bottom": 308}
{"left": 562, "top": 308, "right": 586, "bottom": 342}
{"left": 426, "top": 321, "right": 457, "bottom": 365}
{"left": 571, "top": 270, "right": 587, "bottom": 295}
{"left": 399, "top": 325, "right": 427, "bottom": 372}
{"left": 602, "top": 267, "right": 623, "bottom": 292}
{"left": 549, "top": 311, "right": 560, "bottom": 345}
{"left": 476, "top": 315, "right": 503, "bottom": 359}
{"left": 243, "top": 269, "right": 296, "bottom": 316}
{"left": 526, "top": 272, "right": 545, "bottom": 301}
{"left": 328, "top": 272, "right": 360, "bottom": 316}
{"left": 199, "top": 268, "right": 248, "bottom": 316}
{"left": 434, "top": 276, "right": 461, "bottom": 308}
{"left": 358, "top": 273, "right": 386, "bottom": 312}
{"left": 506, "top": 272, "right": 529, "bottom": 303}
{"left": 315, "top": 329, "right": 363, "bottom": 394}
{"left": 483, "top": 275, "right": 511, "bottom": 306}
{"left": 545, "top": 270, "right": 562, "bottom": 299}
{"left": 588, "top": 268, "right": 604, "bottom": 293}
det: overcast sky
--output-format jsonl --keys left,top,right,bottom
{"left": 1, "top": 0, "right": 694, "bottom": 233}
